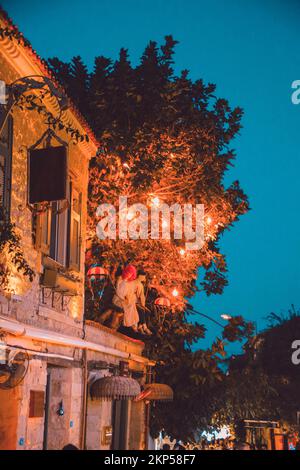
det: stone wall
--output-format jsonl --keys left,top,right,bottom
{"left": 18, "top": 359, "right": 47, "bottom": 450}
{"left": 0, "top": 50, "right": 90, "bottom": 335}
{"left": 0, "top": 386, "right": 20, "bottom": 450}
{"left": 86, "top": 398, "right": 113, "bottom": 450}
{"left": 0, "top": 42, "right": 89, "bottom": 450}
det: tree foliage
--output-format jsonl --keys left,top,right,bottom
{"left": 48, "top": 36, "right": 249, "bottom": 301}
{"left": 213, "top": 309, "right": 300, "bottom": 436}
{"left": 48, "top": 36, "right": 250, "bottom": 439}
{"left": 0, "top": 208, "right": 35, "bottom": 288}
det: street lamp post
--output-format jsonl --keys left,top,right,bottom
{"left": 187, "top": 307, "right": 225, "bottom": 328}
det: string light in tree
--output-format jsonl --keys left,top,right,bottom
{"left": 148, "top": 195, "right": 160, "bottom": 207}
{"left": 172, "top": 288, "right": 179, "bottom": 297}
{"left": 126, "top": 210, "right": 135, "bottom": 221}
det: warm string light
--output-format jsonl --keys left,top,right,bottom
{"left": 172, "top": 288, "right": 179, "bottom": 297}
{"left": 152, "top": 196, "right": 160, "bottom": 207}
{"left": 179, "top": 248, "right": 186, "bottom": 256}
{"left": 126, "top": 211, "right": 135, "bottom": 221}
{"left": 71, "top": 298, "right": 80, "bottom": 320}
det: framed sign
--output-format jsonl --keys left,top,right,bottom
{"left": 102, "top": 426, "right": 113, "bottom": 446}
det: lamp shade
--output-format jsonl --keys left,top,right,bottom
{"left": 154, "top": 297, "right": 171, "bottom": 307}
{"left": 87, "top": 265, "right": 109, "bottom": 280}
{"left": 135, "top": 383, "right": 174, "bottom": 402}
{"left": 90, "top": 375, "right": 141, "bottom": 401}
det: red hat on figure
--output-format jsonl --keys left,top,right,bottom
{"left": 121, "top": 264, "right": 137, "bottom": 281}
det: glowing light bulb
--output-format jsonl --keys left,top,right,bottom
{"left": 172, "top": 288, "right": 179, "bottom": 297}
{"left": 152, "top": 197, "right": 160, "bottom": 207}
{"left": 127, "top": 211, "right": 135, "bottom": 220}
{"left": 207, "top": 216, "right": 212, "bottom": 225}
{"left": 179, "top": 249, "right": 185, "bottom": 256}
{"left": 123, "top": 162, "right": 130, "bottom": 169}
{"left": 221, "top": 314, "right": 232, "bottom": 321}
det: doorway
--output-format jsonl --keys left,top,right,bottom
{"left": 0, "top": 387, "right": 19, "bottom": 450}
{"left": 111, "top": 399, "right": 129, "bottom": 450}
{"left": 42, "top": 366, "right": 72, "bottom": 450}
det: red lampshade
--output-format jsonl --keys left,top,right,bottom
{"left": 87, "top": 265, "right": 109, "bottom": 279}
{"left": 154, "top": 297, "right": 171, "bottom": 307}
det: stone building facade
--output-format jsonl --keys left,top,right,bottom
{"left": 0, "top": 11, "right": 152, "bottom": 450}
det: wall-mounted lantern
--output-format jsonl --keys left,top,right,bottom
{"left": 57, "top": 400, "right": 64, "bottom": 417}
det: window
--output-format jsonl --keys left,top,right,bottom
{"left": 49, "top": 197, "right": 69, "bottom": 266}
{"left": 69, "top": 184, "right": 82, "bottom": 270}
{"left": 36, "top": 181, "right": 82, "bottom": 271}
{"left": 0, "top": 113, "right": 13, "bottom": 220}
{"left": 29, "top": 390, "right": 45, "bottom": 418}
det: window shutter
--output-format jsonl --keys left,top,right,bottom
{"left": 35, "top": 206, "right": 51, "bottom": 255}
{"left": 69, "top": 184, "right": 82, "bottom": 271}
{"left": 28, "top": 145, "right": 67, "bottom": 204}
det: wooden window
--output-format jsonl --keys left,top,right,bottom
{"left": 29, "top": 390, "right": 45, "bottom": 418}
{"left": 0, "top": 112, "right": 13, "bottom": 220}
{"left": 49, "top": 197, "right": 69, "bottom": 266}
{"left": 35, "top": 206, "right": 51, "bottom": 255}
{"left": 36, "top": 181, "right": 82, "bottom": 271}
{"left": 69, "top": 184, "right": 82, "bottom": 271}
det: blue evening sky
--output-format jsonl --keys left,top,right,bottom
{"left": 3, "top": 0, "right": 300, "bottom": 347}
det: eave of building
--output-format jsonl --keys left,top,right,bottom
{"left": 0, "top": 10, "right": 99, "bottom": 160}
{"left": 0, "top": 314, "right": 155, "bottom": 367}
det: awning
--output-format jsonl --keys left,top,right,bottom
{"left": 0, "top": 315, "right": 155, "bottom": 366}
{"left": 135, "top": 383, "right": 174, "bottom": 402}
{"left": 90, "top": 375, "right": 141, "bottom": 401}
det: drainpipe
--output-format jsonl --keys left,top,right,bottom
{"left": 80, "top": 348, "right": 88, "bottom": 450}
{"left": 144, "top": 365, "right": 152, "bottom": 450}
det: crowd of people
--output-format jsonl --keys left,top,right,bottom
{"left": 160, "top": 435, "right": 300, "bottom": 451}
{"left": 161, "top": 438, "right": 252, "bottom": 451}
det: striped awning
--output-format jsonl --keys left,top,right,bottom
{"left": 87, "top": 265, "right": 109, "bottom": 278}
{"left": 135, "top": 383, "right": 174, "bottom": 402}
{"left": 90, "top": 375, "right": 141, "bottom": 401}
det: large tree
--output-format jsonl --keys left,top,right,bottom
{"left": 48, "top": 36, "right": 250, "bottom": 439}
{"left": 212, "top": 307, "right": 300, "bottom": 441}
